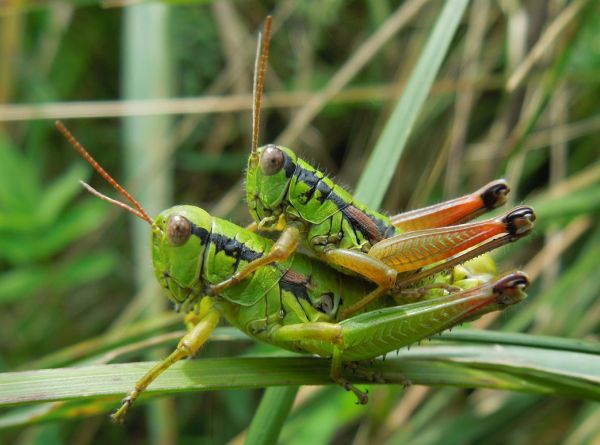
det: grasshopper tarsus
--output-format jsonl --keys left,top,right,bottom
{"left": 503, "top": 206, "right": 536, "bottom": 237}
{"left": 341, "top": 381, "right": 368, "bottom": 405}
{"left": 481, "top": 179, "right": 510, "bottom": 209}
{"left": 110, "top": 395, "right": 134, "bottom": 424}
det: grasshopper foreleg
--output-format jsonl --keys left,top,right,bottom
{"left": 110, "top": 298, "right": 220, "bottom": 424}
{"left": 208, "top": 226, "right": 301, "bottom": 295}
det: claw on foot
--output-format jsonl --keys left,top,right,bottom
{"left": 110, "top": 395, "right": 134, "bottom": 424}
{"left": 339, "top": 378, "right": 369, "bottom": 404}
{"left": 110, "top": 406, "right": 127, "bottom": 424}
{"left": 503, "top": 206, "right": 536, "bottom": 238}
{"left": 480, "top": 179, "right": 509, "bottom": 209}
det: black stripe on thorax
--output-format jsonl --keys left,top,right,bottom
{"left": 295, "top": 166, "right": 346, "bottom": 208}
{"left": 192, "top": 224, "right": 210, "bottom": 243}
{"left": 191, "top": 223, "right": 262, "bottom": 264}
{"left": 210, "top": 233, "right": 263, "bottom": 263}
{"left": 296, "top": 167, "right": 319, "bottom": 203}
{"left": 293, "top": 166, "right": 395, "bottom": 243}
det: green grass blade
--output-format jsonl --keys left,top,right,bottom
{"left": 244, "top": 387, "right": 298, "bottom": 445}
{"left": 1, "top": 344, "right": 598, "bottom": 414}
{"left": 122, "top": 4, "right": 174, "bottom": 439}
{"left": 355, "top": 0, "right": 469, "bottom": 207}
{"left": 437, "top": 329, "right": 600, "bottom": 354}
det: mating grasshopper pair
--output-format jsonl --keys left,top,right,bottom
{"left": 56, "top": 17, "right": 535, "bottom": 423}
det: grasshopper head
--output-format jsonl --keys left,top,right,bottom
{"left": 55, "top": 122, "right": 213, "bottom": 313}
{"left": 152, "top": 205, "right": 212, "bottom": 311}
{"left": 246, "top": 144, "right": 297, "bottom": 228}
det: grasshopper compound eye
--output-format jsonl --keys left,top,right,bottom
{"left": 260, "top": 145, "right": 284, "bottom": 176}
{"left": 167, "top": 215, "right": 192, "bottom": 246}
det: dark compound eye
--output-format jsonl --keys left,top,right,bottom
{"left": 260, "top": 145, "right": 284, "bottom": 176}
{"left": 167, "top": 215, "right": 191, "bottom": 246}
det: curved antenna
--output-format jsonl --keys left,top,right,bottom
{"left": 56, "top": 120, "right": 154, "bottom": 225}
{"left": 80, "top": 181, "right": 148, "bottom": 221}
{"left": 250, "top": 15, "right": 272, "bottom": 167}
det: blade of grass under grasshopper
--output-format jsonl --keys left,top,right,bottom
{"left": 355, "top": 0, "right": 468, "bottom": 208}
{"left": 0, "top": 344, "right": 598, "bottom": 419}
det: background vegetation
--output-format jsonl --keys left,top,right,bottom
{"left": 1, "top": 0, "right": 599, "bottom": 444}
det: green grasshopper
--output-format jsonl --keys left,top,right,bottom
{"left": 57, "top": 121, "right": 529, "bottom": 424}
{"left": 211, "top": 18, "right": 536, "bottom": 318}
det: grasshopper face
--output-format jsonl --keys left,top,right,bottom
{"left": 152, "top": 205, "right": 212, "bottom": 311}
{"left": 247, "top": 144, "right": 297, "bottom": 228}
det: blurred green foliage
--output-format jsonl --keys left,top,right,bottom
{"left": 0, "top": 136, "right": 116, "bottom": 303}
{"left": 1, "top": 1, "right": 599, "bottom": 444}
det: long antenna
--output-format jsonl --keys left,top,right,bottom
{"left": 80, "top": 181, "right": 148, "bottom": 221}
{"left": 56, "top": 120, "right": 154, "bottom": 225}
{"left": 250, "top": 15, "right": 272, "bottom": 167}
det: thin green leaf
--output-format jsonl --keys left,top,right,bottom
{"left": 355, "top": 0, "right": 469, "bottom": 207}
{"left": 1, "top": 344, "right": 598, "bottom": 412}
{"left": 245, "top": 387, "right": 298, "bottom": 445}
{"left": 437, "top": 329, "right": 600, "bottom": 355}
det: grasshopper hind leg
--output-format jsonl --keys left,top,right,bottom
{"left": 390, "top": 179, "right": 510, "bottom": 231}
{"left": 271, "top": 272, "right": 528, "bottom": 405}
